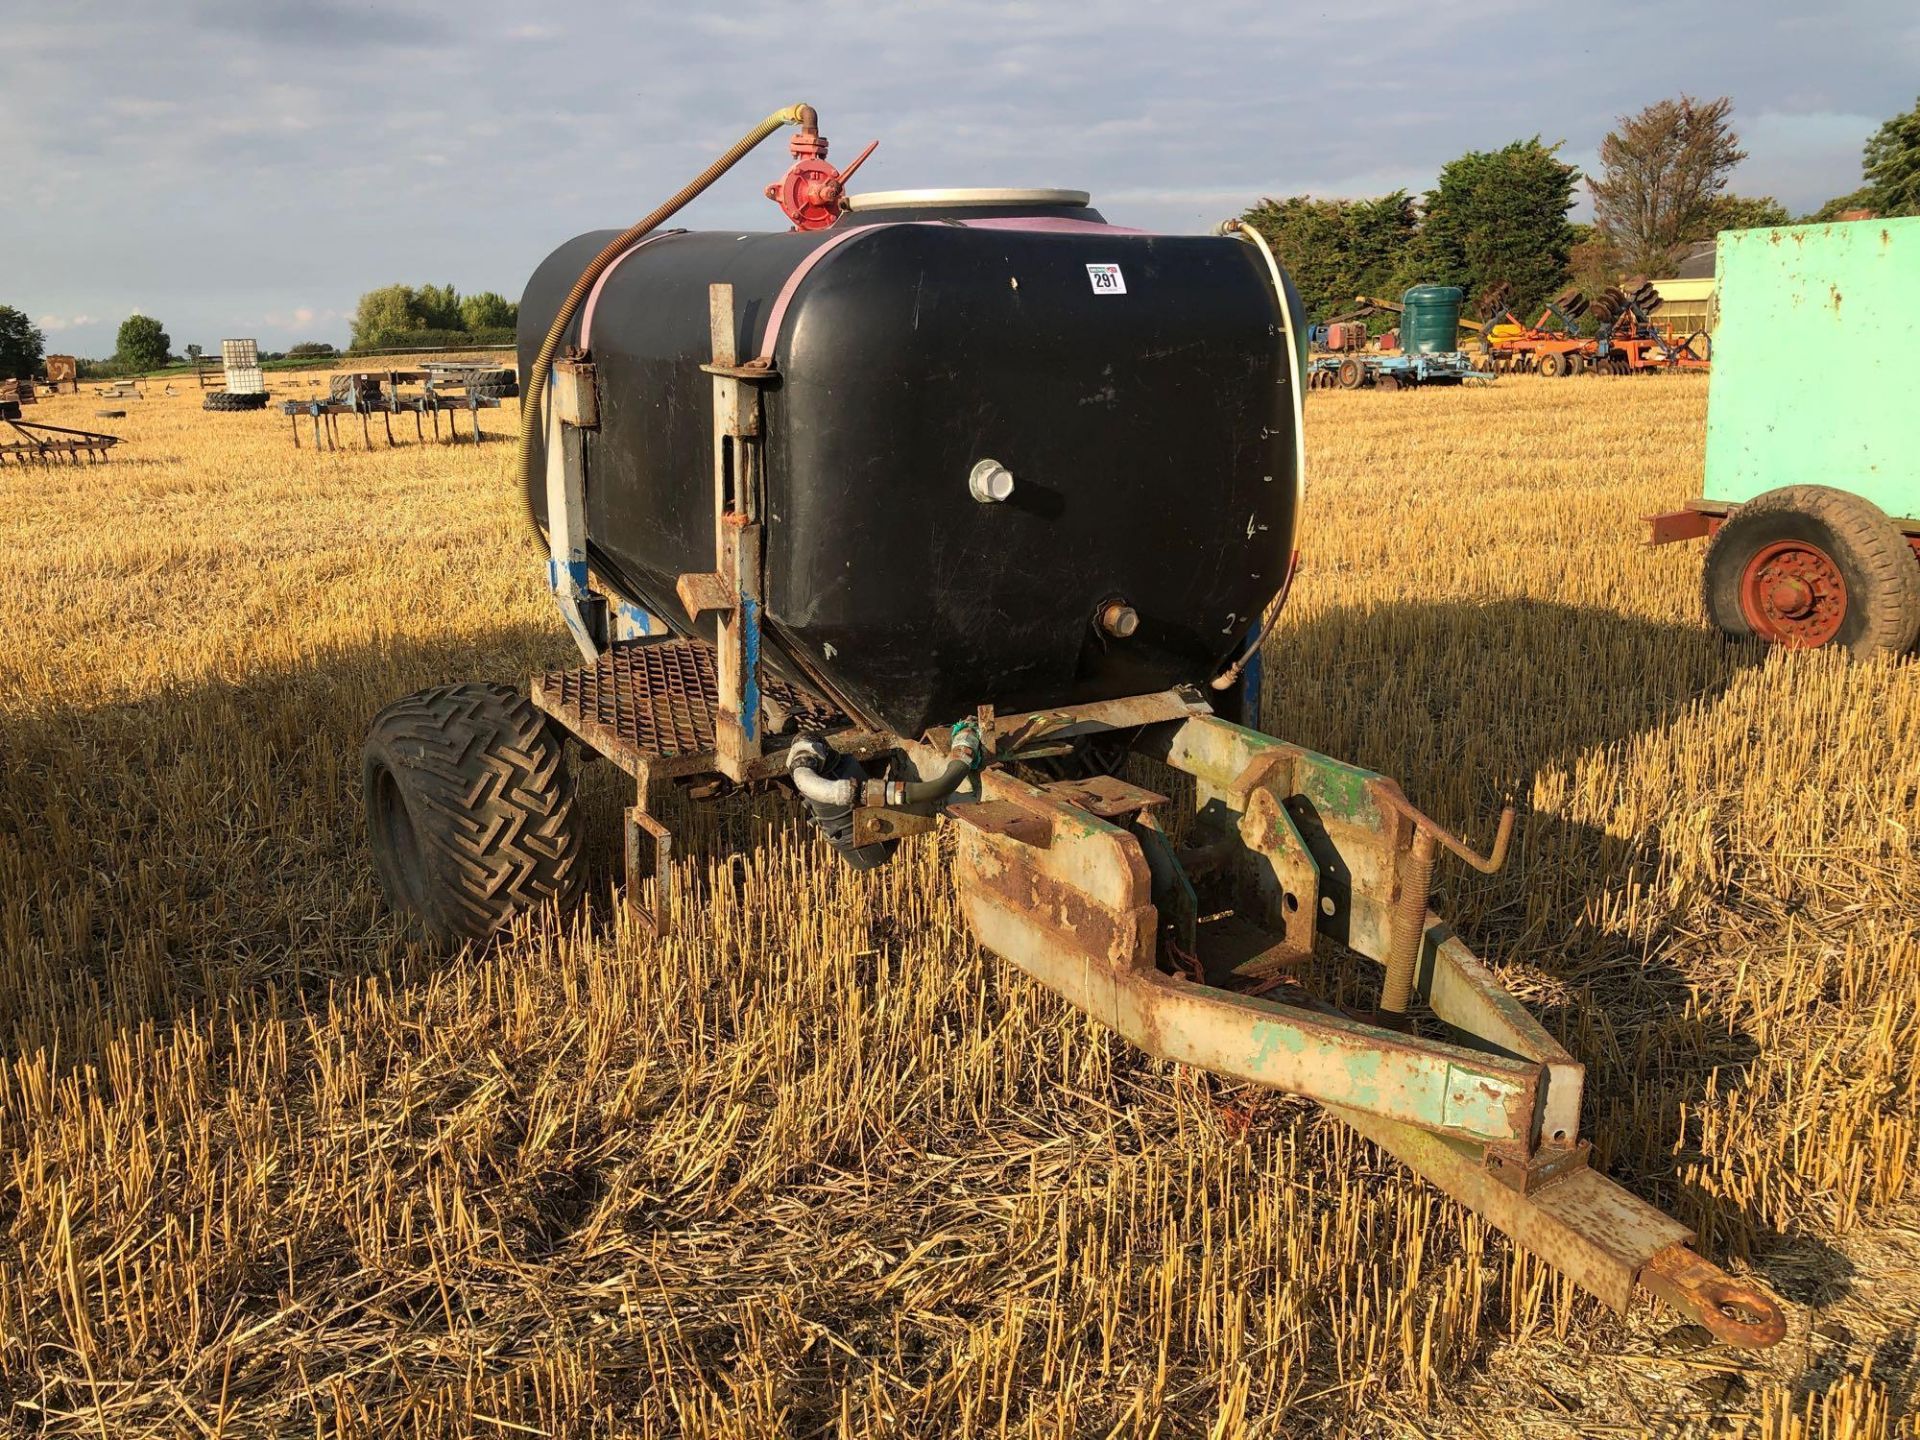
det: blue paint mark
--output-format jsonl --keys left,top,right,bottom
{"left": 617, "top": 603, "right": 653, "bottom": 636}
{"left": 741, "top": 595, "right": 761, "bottom": 742}
{"left": 546, "top": 558, "right": 592, "bottom": 598}
{"left": 1239, "top": 648, "right": 1264, "bottom": 732}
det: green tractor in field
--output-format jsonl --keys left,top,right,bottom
{"left": 1649, "top": 216, "right": 1920, "bottom": 655}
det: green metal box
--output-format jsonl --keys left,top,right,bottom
{"left": 1705, "top": 217, "right": 1920, "bottom": 526}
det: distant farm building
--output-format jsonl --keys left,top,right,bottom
{"left": 1651, "top": 239, "right": 1716, "bottom": 337}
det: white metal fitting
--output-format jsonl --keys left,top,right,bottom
{"left": 786, "top": 734, "right": 832, "bottom": 773}
{"left": 969, "top": 458, "right": 1015, "bottom": 503}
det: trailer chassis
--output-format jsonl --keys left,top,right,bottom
{"left": 522, "top": 287, "right": 1787, "bottom": 1350}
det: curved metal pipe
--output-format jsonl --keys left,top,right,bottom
{"left": 518, "top": 103, "right": 813, "bottom": 536}
{"left": 789, "top": 724, "right": 983, "bottom": 810}
{"left": 790, "top": 756, "right": 859, "bottom": 809}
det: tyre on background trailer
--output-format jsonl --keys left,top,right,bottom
{"left": 1701, "top": 484, "right": 1920, "bottom": 655}
{"left": 204, "top": 390, "right": 269, "bottom": 411}
{"left": 1336, "top": 357, "right": 1367, "bottom": 390}
{"left": 362, "top": 682, "right": 583, "bottom": 946}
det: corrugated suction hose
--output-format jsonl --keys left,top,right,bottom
{"left": 518, "top": 104, "right": 815, "bottom": 535}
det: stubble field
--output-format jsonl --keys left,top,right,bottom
{"left": 1, "top": 370, "right": 1916, "bottom": 1437}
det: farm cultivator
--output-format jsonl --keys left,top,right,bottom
{"left": 360, "top": 105, "right": 1786, "bottom": 1350}
{"left": 1487, "top": 281, "right": 1710, "bottom": 376}
{"left": 1304, "top": 287, "right": 1493, "bottom": 390}
{"left": 280, "top": 365, "right": 514, "bottom": 450}
{"left": 0, "top": 400, "right": 118, "bottom": 463}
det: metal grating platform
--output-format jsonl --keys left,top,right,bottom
{"left": 532, "top": 637, "right": 844, "bottom": 777}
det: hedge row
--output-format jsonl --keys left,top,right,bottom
{"left": 353, "top": 327, "right": 515, "bottom": 352}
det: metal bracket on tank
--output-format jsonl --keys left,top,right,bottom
{"left": 545, "top": 356, "right": 607, "bottom": 660}
{"left": 673, "top": 283, "right": 775, "bottom": 783}
{"left": 545, "top": 356, "right": 654, "bottom": 660}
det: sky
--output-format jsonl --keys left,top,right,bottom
{"left": 5, "top": 1, "right": 1915, "bottom": 358}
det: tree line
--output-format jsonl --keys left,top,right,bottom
{"left": 0, "top": 283, "right": 520, "bottom": 382}
{"left": 1246, "top": 94, "right": 1920, "bottom": 326}
{"left": 4, "top": 96, "right": 1916, "bottom": 380}
{"left": 349, "top": 283, "right": 518, "bottom": 350}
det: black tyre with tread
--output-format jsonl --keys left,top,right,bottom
{"left": 204, "top": 390, "right": 269, "bottom": 412}
{"left": 1702, "top": 484, "right": 1920, "bottom": 655}
{"left": 362, "top": 682, "right": 582, "bottom": 944}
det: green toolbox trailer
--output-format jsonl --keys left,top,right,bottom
{"left": 1648, "top": 216, "right": 1920, "bottom": 654}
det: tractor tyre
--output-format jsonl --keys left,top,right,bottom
{"left": 362, "top": 682, "right": 583, "bottom": 946}
{"left": 203, "top": 390, "right": 269, "bottom": 412}
{"left": 1702, "top": 485, "right": 1920, "bottom": 655}
{"left": 448, "top": 366, "right": 515, "bottom": 389}
{"left": 1336, "top": 357, "right": 1367, "bottom": 390}
{"left": 1537, "top": 352, "right": 1566, "bottom": 379}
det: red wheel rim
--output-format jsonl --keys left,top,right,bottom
{"left": 1739, "top": 539, "right": 1846, "bottom": 646}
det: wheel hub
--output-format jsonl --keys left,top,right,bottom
{"left": 1740, "top": 540, "right": 1846, "bottom": 646}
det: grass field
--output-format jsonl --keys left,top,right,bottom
{"left": 1, "top": 373, "right": 1916, "bottom": 1437}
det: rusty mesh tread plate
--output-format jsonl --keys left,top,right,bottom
{"left": 533, "top": 637, "right": 843, "bottom": 770}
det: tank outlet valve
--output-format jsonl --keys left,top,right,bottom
{"left": 786, "top": 735, "right": 892, "bottom": 869}
{"left": 969, "top": 459, "right": 1015, "bottom": 503}
{"left": 1097, "top": 600, "right": 1140, "bottom": 638}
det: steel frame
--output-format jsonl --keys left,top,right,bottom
{"left": 0, "top": 410, "right": 120, "bottom": 463}
{"left": 281, "top": 370, "right": 502, "bottom": 451}
{"left": 525, "top": 278, "right": 1788, "bottom": 1351}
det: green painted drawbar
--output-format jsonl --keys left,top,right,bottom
{"left": 1706, "top": 217, "right": 1920, "bottom": 525}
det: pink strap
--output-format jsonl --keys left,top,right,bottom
{"left": 753, "top": 224, "right": 895, "bottom": 363}
{"left": 579, "top": 230, "right": 683, "bottom": 351}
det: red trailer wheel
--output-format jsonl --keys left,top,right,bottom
{"left": 1737, "top": 539, "right": 1847, "bottom": 647}
{"left": 1702, "top": 485, "right": 1920, "bottom": 655}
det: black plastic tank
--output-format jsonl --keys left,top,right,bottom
{"left": 519, "top": 189, "right": 1303, "bottom": 738}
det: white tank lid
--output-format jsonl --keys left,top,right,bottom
{"left": 845, "top": 187, "right": 1091, "bottom": 211}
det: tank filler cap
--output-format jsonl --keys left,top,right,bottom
{"left": 969, "top": 459, "right": 1015, "bottom": 503}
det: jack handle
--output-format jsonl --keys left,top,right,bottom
{"left": 1371, "top": 783, "right": 1514, "bottom": 1020}
{"left": 1369, "top": 781, "right": 1516, "bottom": 875}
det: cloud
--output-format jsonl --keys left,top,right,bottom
{"left": 35, "top": 314, "right": 97, "bottom": 332}
{"left": 262, "top": 307, "right": 330, "bottom": 331}
{"left": 5, "top": 0, "right": 1914, "bottom": 353}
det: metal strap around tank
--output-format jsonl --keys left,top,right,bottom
{"left": 753, "top": 223, "right": 898, "bottom": 364}
{"left": 578, "top": 230, "right": 687, "bottom": 352}
{"left": 948, "top": 216, "right": 1150, "bottom": 235}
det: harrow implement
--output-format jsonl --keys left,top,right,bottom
{"left": 282, "top": 369, "right": 506, "bottom": 451}
{"left": 0, "top": 405, "right": 120, "bottom": 463}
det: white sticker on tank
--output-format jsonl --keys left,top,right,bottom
{"left": 1086, "top": 263, "right": 1126, "bottom": 295}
